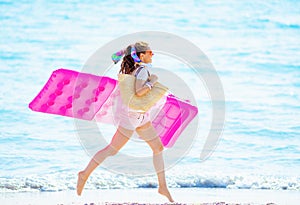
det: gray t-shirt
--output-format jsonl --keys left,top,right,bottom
{"left": 134, "top": 66, "right": 149, "bottom": 81}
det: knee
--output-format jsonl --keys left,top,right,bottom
{"left": 106, "top": 146, "right": 118, "bottom": 156}
{"left": 153, "top": 144, "right": 164, "bottom": 155}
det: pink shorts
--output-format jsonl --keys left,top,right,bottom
{"left": 118, "top": 110, "right": 150, "bottom": 130}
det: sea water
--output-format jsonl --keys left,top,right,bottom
{"left": 0, "top": 0, "right": 300, "bottom": 193}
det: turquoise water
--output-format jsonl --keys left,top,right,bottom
{"left": 1, "top": 0, "right": 300, "bottom": 192}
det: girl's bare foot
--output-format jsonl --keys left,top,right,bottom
{"left": 158, "top": 186, "right": 174, "bottom": 202}
{"left": 76, "top": 171, "right": 87, "bottom": 196}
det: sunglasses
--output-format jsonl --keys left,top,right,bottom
{"left": 146, "top": 50, "right": 154, "bottom": 56}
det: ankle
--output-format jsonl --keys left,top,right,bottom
{"left": 158, "top": 186, "right": 169, "bottom": 192}
{"left": 79, "top": 171, "right": 88, "bottom": 180}
{"left": 158, "top": 183, "right": 167, "bottom": 188}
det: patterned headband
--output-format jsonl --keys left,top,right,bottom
{"left": 111, "top": 45, "right": 141, "bottom": 64}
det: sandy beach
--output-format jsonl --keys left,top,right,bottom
{"left": 1, "top": 188, "right": 299, "bottom": 205}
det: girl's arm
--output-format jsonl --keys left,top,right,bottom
{"left": 135, "top": 74, "right": 158, "bottom": 97}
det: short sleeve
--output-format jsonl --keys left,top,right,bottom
{"left": 136, "top": 67, "right": 149, "bottom": 81}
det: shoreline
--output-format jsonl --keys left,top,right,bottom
{"left": 1, "top": 188, "right": 299, "bottom": 205}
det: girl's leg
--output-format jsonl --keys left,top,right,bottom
{"left": 136, "top": 122, "right": 174, "bottom": 202}
{"left": 77, "top": 126, "right": 134, "bottom": 195}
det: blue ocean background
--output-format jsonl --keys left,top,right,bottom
{"left": 1, "top": 0, "right": 300, "bottom": 193}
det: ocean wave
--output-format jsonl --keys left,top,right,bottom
{"left": 0, "top": 172, "right": 299, "bottom": 193}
